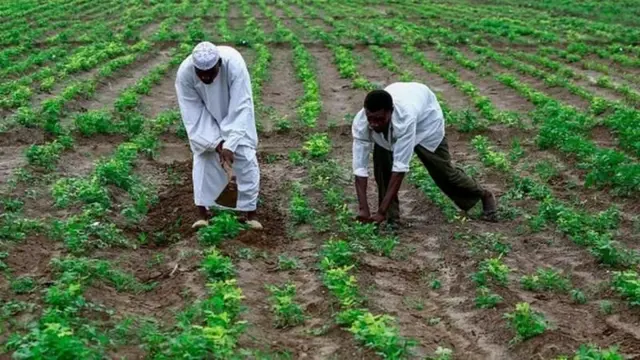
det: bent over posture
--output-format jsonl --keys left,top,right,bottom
{"left": 352, "top": 82, "right": 497, "bottom": 225}
{"left": 175, "top": 41, "right": 261, "bottom": 229}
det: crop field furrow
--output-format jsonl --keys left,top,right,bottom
{"left": 1, "top": 1, "right": 639, "bottom": 359}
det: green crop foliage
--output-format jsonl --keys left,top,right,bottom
{"left": 521, "top": 268, "right": 571, "bottom": 293}
{"left": 612, "top": 271, "right": 640, "bottom": 306}
{"left": 25, "top": 137, "right": 73, "bottom": 170}
{"left": 473, "top": 257, "right": 510, "bottom": 287}
{"left": 51, "top": 178, "right": 111, "bottom": 208}
{"left": 50, "top": 256, "right": 153, "bottom": 293}
{"left": 475, "top": 286, "right": 503, "bottom": 309}
{"left": 471, "top": 135, "right": 510, "bottom": 172}
{"left": 347, "top": 312, "right": 416, "bottom": 359}
{"left": 570, "top": 289, "right": 587, "bottom": 304}
{"left": 197, "top": 213, "right": 245, "bottom": 246}
{"left": 303, "top": 133, "right": 332, "bottom": 159}
{"left": 266, "top": 283, "right": 306, "bottom": 328}
{"left": 426, "top": 347, "right": 453, "bottom": 360}
{"left": 289, "top": 182, "right": 315, "bottom": 224}
{"left": 504, "top": 302, "right": 548, "bottom": 342}
{"left": 555, "top": 344, "right": 625, "bottom": 360}
{"left": 277, "top": 255, "right": 301, "bottom": 271}
{"left": 10, "top": 276, "right": 37, "bottom": 294}
{"left": 321, "top": 240, "right": 356, "bottom": 268}
{"left": 74, "top": 110, "right": 115, "bottom": 136}
{"left": 201, "top": 248, "right": 235, "bottom": 282}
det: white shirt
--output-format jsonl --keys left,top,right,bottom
{"left": 352, "top": 82, "right": 445, "bottom": 177}
{"left": 175, "top": 46, "right": 257, "bottom": 155}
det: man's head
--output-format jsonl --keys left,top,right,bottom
{"left": 192, "top": 41, "right": 222, "bottom": 85}
{"left": 364, "top": 89, "right": 393, "bottom": 133}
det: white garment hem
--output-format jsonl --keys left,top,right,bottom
{"left": 197, "top": 201, "right": 257, "bottom": 212}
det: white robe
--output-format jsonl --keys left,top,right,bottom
{"left": 175, "top": 46, "right": 260, "bottom": 211}
{"left": 352, "top": 82, "right": 445, "bottom": 177}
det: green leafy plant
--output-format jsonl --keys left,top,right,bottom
{"left": 570, "top": 289, "right": 587, "bottom": 304}
{"left": 427, "top": 347, "right": 453, "bottom": 360}
{"left": 303, "top": 133, "right": 331, "bottom": 159}
{"left": 197, "top": 213, "right": 245, "bottom": 246}
{"left": 612, "top": 271, "right": 640, "bottom": 306}
{"left": 504, "top": 302, "right": 548, "bottom": 342}
{"left": 347, "top": 312, "right": 416, "bottom": 359}
{"left": 266, "top": 283, "right": 305, "bottom": 328}
{"left": 289, "top": 182, "right": 315, "bottom": 224}
{"left": 520, "top": 267, "right": 571, "bottom": 292}
{"left": 475, "top": 286, "right": 503, "bottom": 309}
{"left": 201, "top": 248, "right": 235, "bottom": 281}
{"left": 74, "top": 110, "right": 114, "bottom": 136}
{"left": 599, "top": 300, "right": 614, "bottom": 315}
{"left": 277, "top": 255, "right": 301, "bottom": 271}
{"left": 473, "top": 257, "right": 510, "bottom": 287}
{"left": 10, "top": 276, "right": 36, "bottom": 294}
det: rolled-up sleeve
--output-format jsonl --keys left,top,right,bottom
{"left": 353, "top": 137, "right": 372, "bottom": 177}
{"left": 391, "top": 117, "right": 416, "bottom": 173}
{"left": 352, "top": 111, "right": 372, "bottom": 177}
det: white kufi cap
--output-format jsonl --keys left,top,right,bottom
{"left": 192, "top": 41, "right": 220, "bottom": 70}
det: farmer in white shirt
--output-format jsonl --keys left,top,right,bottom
{"left": 175, "top": 41, "right": 261, "bottom": 229}
{"left": 352, "top": 82, "right": 498, "bottom": 225}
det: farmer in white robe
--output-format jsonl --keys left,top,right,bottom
{"left": 175, "top": 41, "right": 262, "bottom": 229}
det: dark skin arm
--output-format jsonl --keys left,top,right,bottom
{"left": 355, "top": 176, "right": 370, "bottom": 221}
{"left": 370, "top": 172, "right": 405, "bottom": 223}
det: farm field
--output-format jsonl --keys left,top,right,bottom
{"left": 1, "top": 0, "right": 640, "bottom": 358}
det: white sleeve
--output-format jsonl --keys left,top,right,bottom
{"left": 352, "top": 110, "right": 372, "bottom": 177}
{"left": 220, "top": 58, "right": 254, "bottom": 153}
{"left": 391, "top": 115, "right": 416, "bottom": 173}
{"left": 175, "top": 68, "right": 222, "bottom": 154}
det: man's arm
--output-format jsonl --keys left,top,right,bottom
{"left": 219, "top": 59, "right": 254, "bottom": 154}
{"left": 175, "top": 71, "right": 221, "bottom": 154}
{"left": 352, "top": 115, "right": 373, "bottom": 220}
{"left": 375, "top": 118, "right": 416, "bottom": 218}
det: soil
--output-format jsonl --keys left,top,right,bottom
{"left": 309, "top": 45, "right": 366, "bottom": 127}
{"left": 76, "top": 50, "right": 173, "bottom": 117}
{"left": 2, "top": 2, "right": 640, "bottom": 359}
{"left": 260, "top": 44, "right": 301, "bottom": 130}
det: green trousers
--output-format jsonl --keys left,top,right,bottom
{"left": 374, "top": 136, "right": 484, "bottom": 220}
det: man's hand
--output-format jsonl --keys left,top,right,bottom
{"left": 220, "top": 149, "right": 234, "bottom": 166}
{"left": 370, "top": 212, "right": 386, "bottom": 224}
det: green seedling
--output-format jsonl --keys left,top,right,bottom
{"left": 302, "top": 133, "right": 331, "bottom": 159}
{"left": 475, "top": 286, "right": 503, "bottom": 309}
{"left": 289, "top": 182, "right": 314, "bottom": 224}
{"left": 521, "top": 267, "right": 570, "bottom": 292}
{"left": 504, "top": 302, "right": 548, "bottom": 342}
{"left": 473, "top": 257, "right": 510, "bottom": 287}
{"left": 288, "top": 151, "right": 306, "bottom": 166}
{"left": 275, "top": 118, "right": 291, "bottom": 132}
{"left": 427, "top": 347, "right": 453, "bottom": 360}
{"left": 266, "top": 283, "right": 305, "bottom": 328}
{"left": 201, "top": 248, "right": 235, "bottom": 281}
{"left": 612, "top": 271, "right": 640, "bottom": 306}
{"left": 236, "top": 248, "right": 255, "bottom": 260}
{"left": 197, "top": 213, "right": 245, "bottom": 246}
{"left": 10, "top": 276, "right": 36, "bottom": 294}
{"left": 570, "top": 289, "right": 588, "bottom": 304}
{"left": 535, "top": 160, "right": 560, "bottom": 183}
{"left": 277, "top": 255, "right": 301, "bottom": 271}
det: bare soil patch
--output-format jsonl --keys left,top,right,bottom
{"left": 261, "top": 44, "right": 301, "bottom": 130}
{"left": 309, "top": 45, "right": 366, "bottom": 126}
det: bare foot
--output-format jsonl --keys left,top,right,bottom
{"left": 481, "top": 190, "right": 498, "bottom": 222}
